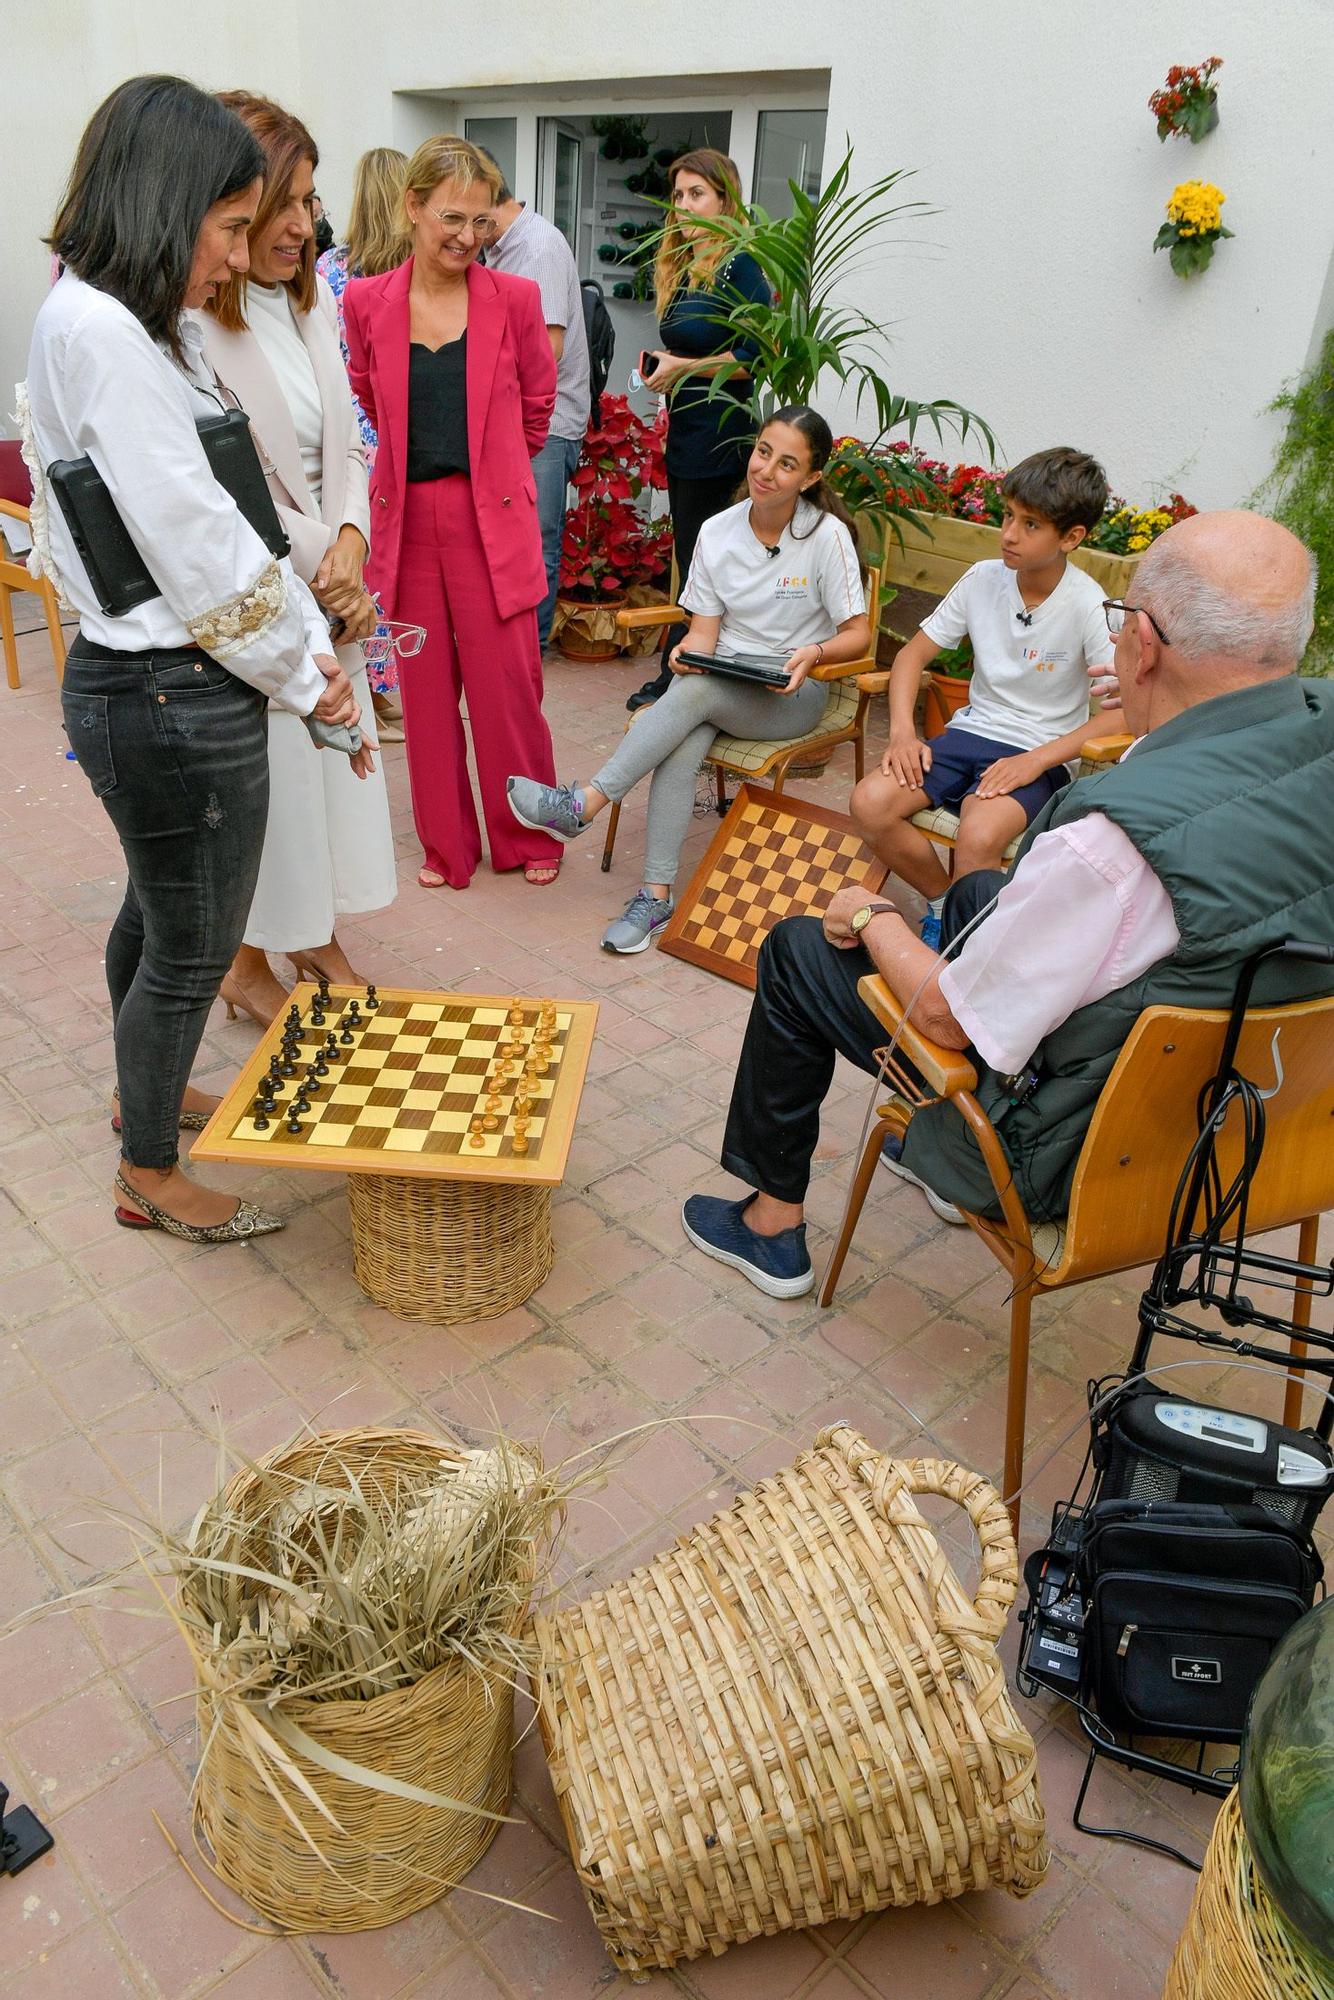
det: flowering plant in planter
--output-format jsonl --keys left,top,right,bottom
{"left": 557, "top": 396, "right": 668, "bottom": 603}
{"left": 1154, "top": 180, "right": 1233, "bottom": 278}
{"left": 1087, "top": 493, "right": 1197, "bottom": 555}
{"left": 948, "top": 463, "right": 1006, "bottom": 525}
{"left": 1149, "top": 57, "right": 1223, "bottom": 144}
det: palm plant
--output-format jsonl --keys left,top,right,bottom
{"left": 679, "top": 148, "right": 996, "bottom": 545}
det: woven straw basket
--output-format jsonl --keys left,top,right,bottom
{"left": 1164, "top": 1789, "right": 1333, "bottom": 1999}
{"left": 347, "top": 1171, "right": 553, "bottom": 1323}
{"left": 532, "top": 1425, "right": 1047, "bottom": 1975}
{"left": 191, "top": 1428, "right": 527, "bottom": 1932}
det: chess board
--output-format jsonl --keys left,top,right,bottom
{"left": 191, "top": 986, "right": 598, "bottom": 1187}
{"left": 658, "top": 784, "right": 887, "bottom": 990}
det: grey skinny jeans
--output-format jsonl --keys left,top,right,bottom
{"left": 62, "top": 638, "right": 270, "bottom": 1169}
{"left": 590, "top": 670, "right": 828, "bottom": 886}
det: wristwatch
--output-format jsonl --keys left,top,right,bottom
{"left": 849, "top": 900, "right": 901, "bottom": 935}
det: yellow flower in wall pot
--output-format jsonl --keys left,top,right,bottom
{"left": 1155, "top": 180, "right": 1233, "bottom": 277}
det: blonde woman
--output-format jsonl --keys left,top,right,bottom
{"left": 628, "top": 148, "right": 771, "bottom": 710}
{"left": 319, "top": 147, "right": 411, "bottom": 733}
{"left": 202, "top": 92, "right": 396, "bottom": 1023}
{"left": 343, "top": 136, "right": 561, "bottom": 889}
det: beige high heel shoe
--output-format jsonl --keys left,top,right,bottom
{"left": 219, "top": 973, "right": 287, "bottom": 1027}
{"left": 288, "top": 950, "right": 364, "bottom": 987}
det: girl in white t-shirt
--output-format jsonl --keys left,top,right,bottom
{"left": 507, "top": 407, "right": 871, "bottom": 952}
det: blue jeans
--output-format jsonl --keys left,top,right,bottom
{"left": 62, "top": 638, "right": 270, "bottom": 1169}
{"left": 532, "top": 433, "right": 582, "bottom": 650}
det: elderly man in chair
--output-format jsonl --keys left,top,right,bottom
{"left": 682, "top": 511, "right": 1334, "bottom": 1299}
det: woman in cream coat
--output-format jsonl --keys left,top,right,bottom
{"left": 202, "top": 91, "right": 395, "bottom": 1025}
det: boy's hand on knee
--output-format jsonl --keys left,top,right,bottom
{"left": 882, "top": 732, "right": 931, "bottom": 787}
{"left": 975, "top": 749, "right": 1047, "bottom": 799}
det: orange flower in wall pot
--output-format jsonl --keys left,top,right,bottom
{"left": 1149, "top": 57, "right": 1223, "bottom": 143}
{"left": 1155, "top": 181, "right": 1233, "bottom": 278}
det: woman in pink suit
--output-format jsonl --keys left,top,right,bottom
{"left": 343, "top": 136, "right": 561, "bottom": 888}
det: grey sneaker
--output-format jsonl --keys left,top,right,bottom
{"left": 602, "top": 888, "right": 673, "bottom": 954}
{"left": 506, "top": 775, "right": 586, "bottom": 842}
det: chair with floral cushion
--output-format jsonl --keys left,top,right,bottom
{"left": 601, "top": 549, "right": 890, "bottom": 872}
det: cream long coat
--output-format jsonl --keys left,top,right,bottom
{"left": 199, "top": 278, "right": 395, "bottom": 952}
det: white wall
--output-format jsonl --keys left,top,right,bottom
{"left": 6, "top": 1, "right": 1333, "bottom": 511}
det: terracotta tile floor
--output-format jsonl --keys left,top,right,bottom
{"left": 0, "top": 620, "right": 1325, "bottom": 1998}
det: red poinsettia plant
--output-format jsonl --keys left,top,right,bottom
{"left": 558, "top": 396, "right": 671, "bottom": 602}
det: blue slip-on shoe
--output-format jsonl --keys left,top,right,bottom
{"left": 919, "top": 906, "right": 943, "bottom": 952}
{"left": 602, "top": 887, "right": 674, "bottom": 954}
{"left": 506, "top": 775, "right": 586, "bottom": 842}
{"left": 681, "top": 1193, "right": 814, "bottom": 1299}
{"left": 878, "top": 1132, "right": 966, "bottom": 1225}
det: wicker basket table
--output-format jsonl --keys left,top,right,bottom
{"left": 1164, "top": 1789, "right": 1333, "bottom": 2000}
{"left": 532, "top": 1425, "right": 1047, "bottom": 1976}
{"left": 192, "top": 985, "right": 597, "bottom": 1323}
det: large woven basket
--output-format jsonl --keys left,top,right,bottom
{"left": 532, "top": 1424, "right": 1047, "bottom": 1974}
{"left": 346, "top": 1171, "right": 553, "bottom": 1323}
{"left": 1164, "top": 1789, "right": 1333, "bottom": 1999}
{"left": 190, "top": 1428, "right": 527, "bottom": 1932}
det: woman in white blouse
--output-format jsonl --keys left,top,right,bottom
{"left": 23, "top": 76, "right": 369, "bottom": 1244}
{"left": 202, "top": 91, "right": 396, "bottom": 1027}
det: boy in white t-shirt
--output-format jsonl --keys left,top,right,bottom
{"left": 851, "top": 446, "right": 1122, "bottom": 946}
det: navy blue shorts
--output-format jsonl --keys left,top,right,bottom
{"left": 920, "top": 726, "right": 1066, "bottom": 825}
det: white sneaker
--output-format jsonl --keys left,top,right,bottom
{"left": 878, "top": 1133, "right": 966, "bottom": 1225}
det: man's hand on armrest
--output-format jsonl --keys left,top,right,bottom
{"left": 821, "top": 888, "right": 970, "bottom": 1048}
{"left": 857, "top": 973, "right": 979, "bottom": 1099}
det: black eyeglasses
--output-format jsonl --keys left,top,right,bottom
{"left": 1103, "top": 599, "right": 1171, "bottom": 645}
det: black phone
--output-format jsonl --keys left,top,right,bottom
{"left": 638, "top": 349, "right": 659, "bottom": 381}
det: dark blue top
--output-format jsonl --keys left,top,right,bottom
{"left": 659, "top": 251, "right": 770, "bottom": 481}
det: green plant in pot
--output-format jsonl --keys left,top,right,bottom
{"left": 684, "top": 147, "right": 996, "bottom": 562}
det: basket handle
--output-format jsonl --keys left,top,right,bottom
{"left": 817, "top": 1426, "right": 1018, "bottom": 1640}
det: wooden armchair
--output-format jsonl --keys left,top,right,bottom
{"left": 0, "top": 441, "right": 67, "bottom": 691}
{"left": 602, "top": 552, "right": 891, "bottom": 873}
{"left": 820, "top": 975, "right": 1334, "bottom": 1532}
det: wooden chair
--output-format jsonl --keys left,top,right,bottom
{"left": 0, "top": 441, "right": 67, "bottom": 691}
{"left": 601, "top": 551, "right": 890, "bottom": 873}
{"left": 820, "top": 978, "right": 1334, "bottom": 1532}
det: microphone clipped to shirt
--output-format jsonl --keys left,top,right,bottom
{"left": 1015, "top": 607, "right": 1033, "bottom": 626}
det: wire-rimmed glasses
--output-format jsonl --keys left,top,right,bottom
{"left": 1103, "top": 598, "right": 1171, "bottom": 645}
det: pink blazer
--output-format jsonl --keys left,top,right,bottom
{"left": 343, "top": 257, "right": 556, "bottom": 621}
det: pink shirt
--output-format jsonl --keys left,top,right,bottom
{"left": 939, "top": 812, "right": 1180, "bottom": 1075}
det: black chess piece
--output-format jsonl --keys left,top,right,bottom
{"left": 313, "top": 1052, "right": 329, "bottom": 1078}
{"left": 253, "top": 1107, "right": 270, "bottom": 1130}
{"left": 339, "top": 1022, "right": 354, "bottom": 1045}
{"left": 267, "top": 1054, "right": 283, "bottom": 1081}
{"left": 285, "top": 1003, "right": 301, "bottom": 1031}
{"left": 365, "top": 983, "right": 379, "bottom": 1010}
{"left": 346, "top": 1001, "right": 362, "bottom": 1029}
{"left": 285, "top": 1109, "right": 303, "bottom": 1133}
{"left": 279, "top": 1051, "right": 297, "bottom": 1077}
{"left": 317, "top": 972, "right": 331, "bottom": 999}
{"left": 311, "top": 1005, "right": 325, "bottom": 1028}
{"left": 304, "top": 1067, "right": 321, "bottom": 1097}
{"left": 294, "top": 1091, "right": 311, "bottom": 1115}
{"left": 324, "top": 1031, "right": 341, "bottom": 1063}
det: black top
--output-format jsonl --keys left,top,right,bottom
{"left": 658, "top": 251, "right": 770, "bottom": 481}
{"left": 406, "top": 334, "right": 470, "bottom": 481}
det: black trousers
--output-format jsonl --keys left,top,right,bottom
{"left": 720, "top": 873, "right": 1005, "bottom": 1202}
{"left": 62, "top": 638, "right": 269, "bottom": 1169}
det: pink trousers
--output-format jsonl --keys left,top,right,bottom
{"left": 396, "top": 476, "right": 560, "bottom": 885}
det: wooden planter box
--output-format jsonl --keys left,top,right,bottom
{"left": 884, "top": 514, "right": 1139, "bottom": 601}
